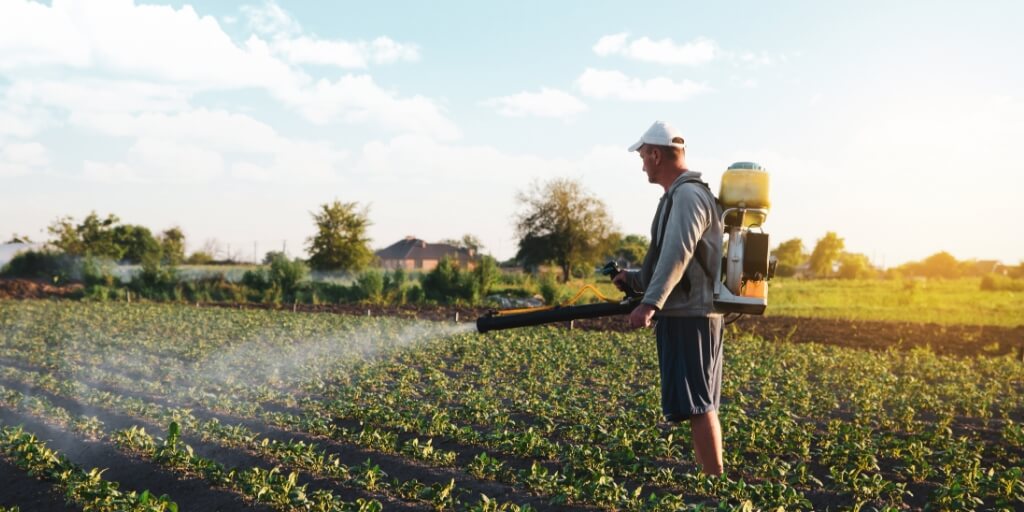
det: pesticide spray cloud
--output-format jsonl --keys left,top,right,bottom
{"left": 193, "top": 318, "right": 477, "bottom": 390}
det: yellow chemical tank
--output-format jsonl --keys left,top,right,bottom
{"left": 719, "top": 161, "right": 770, "bottom": 227}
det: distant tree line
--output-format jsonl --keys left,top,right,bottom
{"left": 771, "top": 232, "right": 1023, "bottom": 281}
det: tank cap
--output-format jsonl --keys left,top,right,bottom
{"left": 727, "top": 161, "right": 764, "bottom": 171}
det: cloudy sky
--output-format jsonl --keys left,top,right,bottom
{"left": 1, "top": 0, "right": 1021, "bottom": 266}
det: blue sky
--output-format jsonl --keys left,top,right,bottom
{"left": 1, "top": 0, "right": 1021, "bottom": 266}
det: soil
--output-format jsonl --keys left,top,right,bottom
{"left": 0, "top": 278, "right": 83, "bottom": 300}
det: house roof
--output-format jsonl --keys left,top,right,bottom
{"left": 376, "top": 236, "right": 471, "bottom": 261}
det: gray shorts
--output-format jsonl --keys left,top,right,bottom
{"left": 655, "top": 316, "right": 723, "bottom": 421}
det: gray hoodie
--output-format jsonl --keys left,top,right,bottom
{"left": 625, "top": 171, "right": 723, "bottom": 317}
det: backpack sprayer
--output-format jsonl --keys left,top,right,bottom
{"left": 476, "top": 162, "right": 775, "bottom": 334}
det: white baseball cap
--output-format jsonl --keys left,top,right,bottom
{"left": 627, "top": 121, "right": 686, "bottom": 152}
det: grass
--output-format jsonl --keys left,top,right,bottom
{"left": 767, "top": 277, "right": 1023, "bottom": 327}
{"left": 544, "top": 276, "right": 1023, "bottom": 327}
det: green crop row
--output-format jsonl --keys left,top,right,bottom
{"left": 0, "top": 422, "right": 177, "bottom": 512}
{"left": 2, "top": 300, "right": 1023, "bottom": 510}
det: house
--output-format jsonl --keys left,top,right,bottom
{"left": 376, "top": 236, "right": 477, "bottom": 271}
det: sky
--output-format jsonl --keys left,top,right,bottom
{"left": 1, "top": 0, "right": 1022, "bottom": 267}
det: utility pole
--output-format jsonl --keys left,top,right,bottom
{"left": 254, "top": 241, "right": 258, "bottom": 264}
{"left": 282, "top": 240, "right": 287, "bottom": 257}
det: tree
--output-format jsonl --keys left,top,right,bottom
{"left": 608, "top": 233, "right": 649, "bottom": 268}
{"left": 514, "top": 178, "right": 616, "bottom": 282}
{"left": 48, "top": 212, "right": 123, "bottom": 259}
{"left": 836, "top": 252, "right": 874, "bottom": 279}
{"left": 771, "top": 238, "right": 807, "bottom": 277}
{"left": 919, "top": 251, "right": 961, "bottom": 278}
{"left": 306, "top": 200, "right": 374, "bottom": 272}
{"left": 158, "top": 227, "right": 186, "bottom": 266}
{"left": 6, "top": 234, "right": 33, "bottom": 244}
{"left": 472, "top": 254, "right": 500, "bottom": 296}
{"left": 808, "top": 232, "right": 845, "bottom": 277}
{"left": 112, "top": 224, "right": 160, "bottom": 264}
{"left": 439, "top": 234, "right": 485, "bottom": 254}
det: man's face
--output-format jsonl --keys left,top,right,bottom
{"left": 638, "top": 145, "right": 658, "bottom": 183}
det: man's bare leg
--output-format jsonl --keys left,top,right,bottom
{"left": 691, "top": 410, "right": 723, "bottom": 475}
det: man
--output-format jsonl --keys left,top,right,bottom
{"left": 612, "top": 120, "right": 725, "bottom": 475}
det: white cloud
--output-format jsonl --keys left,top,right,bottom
{"left": 481, "top": 88, "right": 588, "bottom": 119}
{"left": 739, "top": 51, "right": 775, "bottom": 67}
{"left": 0, "top": 104, "right": 51, "bottom": 138}
{"left": 283, "top": 75, "right": 460, "bottom": 138}
{"left": 0, "top": 0, "right": 91, "bottom": 69}
{"left": 242, "top": 2, "right": 419, "bottom": 68}
{"left": 7, "top": 79, "right": 192, "bottom": 116}
{"left": 0, "top": 0, "right": 449, "bottom": 137}
{"left": 577, "top": 68, "right": 710, "bottom": 102}
{"left": 593, "top": 33, "right": 717, "bottom": 65}
{"left": 82, "top": 161, "right": 140, "bottom": 183}
{"left": 369, "top": 37, "right": 420, "bottom": 64}
{"left": 70, "top": 107, "right": 349, "bottom": 184}
{"left": 0, "top": 141, "right": 48, "bottom": 177}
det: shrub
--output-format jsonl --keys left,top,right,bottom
{"left": 0, "top": 249, "right": 77, "bottom": 283}
{"left": 129, "top": 256, "right": 179, "bottom": 300}
{"left": 472, "top": 256, "right": 500, "bottom": 297}
{"left": 356, "top": 270, "right": 385, "bottom": 304}
{"left": 980, "top": 273, "right": 1024, "bottom": 292}
{"left": 421, "top": 257, "right": 479, "bottom": 305}
{"left": 185, "top": 251, "right": 215, "bottom": 264}
{"left": 538, "top": 273, "right": 563, "bottom": 305}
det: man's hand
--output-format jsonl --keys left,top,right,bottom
{"left": 628, "top": 303, "right": 657, "bottom": 329}
{"left": 611, "top": 271, "right": 629, "bottom": 292}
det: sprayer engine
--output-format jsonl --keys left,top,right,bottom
{"left": 713, "top": 162, "right": 776, "bottom": 314}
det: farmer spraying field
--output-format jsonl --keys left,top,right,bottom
{"left": 477, "top": 121, "right": 777, "bottom": 476}
{"left": 612, "top": 121, "right": 727, "bottom": 475}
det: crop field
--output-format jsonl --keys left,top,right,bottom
{"left": 1, "top": 301, "right": 1023, "bottom": 511}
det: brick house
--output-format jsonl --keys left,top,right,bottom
{"left": 376, "top": 236, "right": 477, "bottom": 271}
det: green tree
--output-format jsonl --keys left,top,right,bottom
{"left": 607, "top": 233, "right": 649, "bottom": 267}
{"left": 514, "top": 178, "right": 616, "bottom": 282}
{"left": 306, "top": 200, "right": 374, "bottom": 272}
{"left": 836, "top": 252, "right": 875, "bottom": 279}
{"left": 808, "top": 232, "right": 845, "bottom": 277}
{"left": 772, "top": 238, "right": 807, "bottom": 277}
{"left": 112, "top": 224, "right": 160, "bottom": 264}
{"left": 159, "top": 227, "right": 186, "bottom": 266}
{"left": 439, "top": 234, "right": 485, "bottom": 254}
{"left": 48, "top": 212, "right": 123, "bottom": 259}
{"left": 919, "top": 251, "right": 961, "bottom": 278}
{"left": 472, "top": 255, "right": 500, "bottom": 297}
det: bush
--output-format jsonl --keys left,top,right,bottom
{"left": 538, "top": 273, "right": 563, "bottom": 305}
{"left": 0, "top": 249, "right": 77, "bottom": 283}
{"left": 186, "top": 251, "right": 215, "bottom": 264}
{"left": 421, "top": 257, "right": 479, "bottom": 305}
{"left": 980, "top": 273, "right": 1024, "bottom": 292}
{"left": 129, "top": 257, "right": 179, "bottom": 300}
{"left": 356, "top": 270, "right": 385, "bottom": 304}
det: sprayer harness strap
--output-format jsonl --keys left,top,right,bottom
{"left": 643, "top": 175, "right": 719, "bottom": 295}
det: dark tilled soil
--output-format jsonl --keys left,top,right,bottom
{"left": 0, "top": 407, "right": 267, "bottom": 512}
{"left": 0, "top": 455, "right": 77, "bottom": 511}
